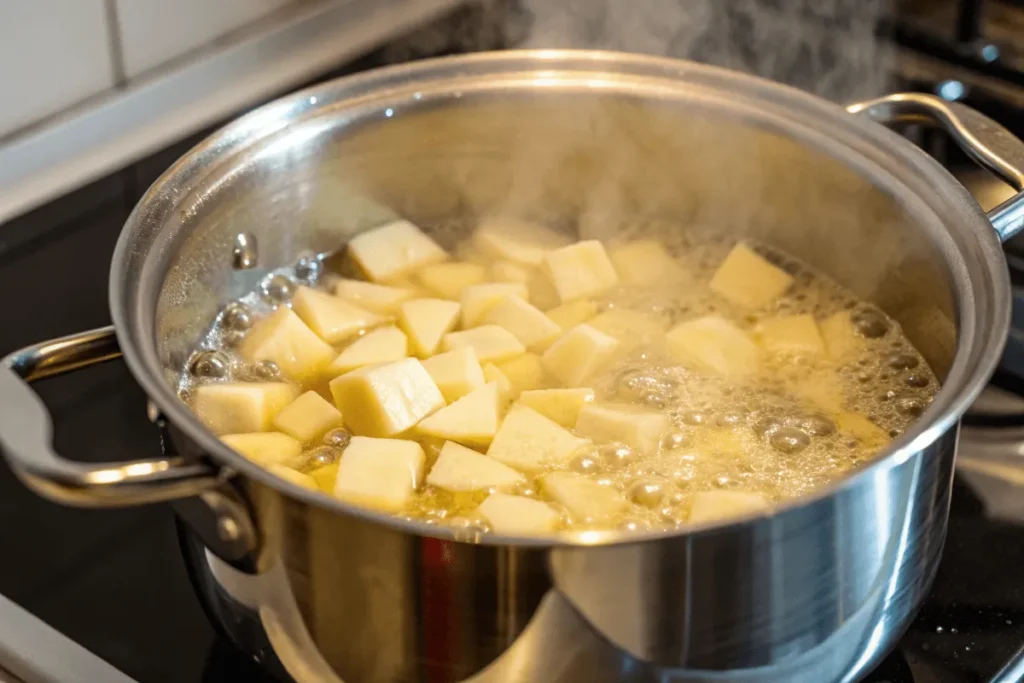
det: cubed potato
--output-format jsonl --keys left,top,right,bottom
{"left": 417, "top": 262, "right": 488, "bottom": 300}
{"left": 291, "top": 286, "right": 384, "bottom": 344}
{"left": 460, "top": 282, "right": 529, "bottom": 328}
{"left": 482, "top": 363, "right": 514, "bottom": 404}
{"left": 688, "top": 491, "right": 769, "bottom": 524}
{"left": 793, "top": 372, "right": 845, "bottom": 413}
{"left": 484, "top": 296, "right": 562, "bottom": 351}
{"left": 472, "top": 218, "right": 572, "bottom": 266}
{"left": 709, "top": 243, "right": 793, "bottom": 309}
{"left": 416, "top": 382, "right": 502, "bottom": 448}
{"left": 588, "top": 308, "right": 667, "bottom": 351}
{"left": 836, "top": 412, "right": 890, "bottom": 449}
{"left": 329, "top": 358, "right": 445, "bottom": 437}
{"left": 518, "top": 388, "right": 594, "bottom": 428}
{"left": 309, "top": 462, "right": 340, "bottom": 493}
{"left": 574, "top": 403, "right": 669, "bottom": 456}
{"left": 477, "top": 494, "right": 559, "bottom": 535}
{"left": 820, "top": 311, "right": 864, "bottom": 360}
{"left": 267, "top": 464, "right": 318, "bottom": 490}
{"left": 665, "top": 316, "right": 760, "bottom": 378}
{"left": 421, "top": 348, "right": 486, "bottom": 403}
{"left": 491, "top": 260, "right": 531, "bottom": 284}
{"left": 542, "top": 473, "right": 628, "bottom": 523}
{"left": 334, "top": 436, "right": 426, "bottom": 512}
{"left": 441, "top": 325, "right": 526, "bottom": 364}
{"left": 194, "top": 382, "right": 300, "bottom": 435}
{"left": 526, "top": 269, "right": 562, "bottom": 310}
{"left": 334, "top": 279, "right": 414, "bottom": 314}
{"left": 757, "top": 314, "right": 825, "bottom": 355}
{"left": 546, "top": 300, "right": 598, "bottom": 331}
{"left": 609, "top": 240, "right": 687, "bottom": 287}
{"left": 487, "top": 405, "right": 588, "bottom": 472}
{"left": 398, "top": 299, "right": 461, "bottom": 358}
{"left": 495, "top": 353, "right": 549, "bottom": 395}
{"left": 328, "top": 326, "right": 408, "bottom": 375}
{"left": 272, "top": 390, "right": 343, "bottom": 442}
{"left": 239, "top": 307, "right": 335, "bottom": 383}
{"left": 425, "top": 441, "right": 524, "bottom": 492}
{"left": 347, "top": 220, "right": 447, "bottom": 282}
{"left": 542, "top": 324, "right": 620, "bottom": 387}
{"left": 220, "top": 432, "right": 303, "bottom": 467}
{"left": 544, "top": 240, "right": 619, "bottom": 302}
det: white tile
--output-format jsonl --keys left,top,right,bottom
{"left": 115, "top": 0, "right": 301, "bottom": 78}
{"left": 0, "top": 0, "right": 115, "bottom": 138}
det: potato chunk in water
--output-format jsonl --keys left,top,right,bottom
{"left": 189, "top": 218, "right": 938, "bottom": 537}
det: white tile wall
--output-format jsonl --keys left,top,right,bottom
{"left": 0, "top": 0, "right": 115, "bottom": 139}
{"left": 115, "top": 0, "right": 302, "bottom": 78}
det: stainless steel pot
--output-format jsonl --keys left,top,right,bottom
{"left": 2, "top": 51, "right": 1024, "bottom": 683}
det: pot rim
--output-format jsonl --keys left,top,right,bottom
{"left": 111, "top": 49, "right": 1010, "bottom": 547}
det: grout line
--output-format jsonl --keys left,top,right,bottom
{"left": 102, "top": 0, "right": 128, "bottom": 87}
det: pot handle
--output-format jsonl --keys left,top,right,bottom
{"left": 847, "top": 92, "right": 1024, "bottom": 242}
{"left": 0, "top": 326, "right": 224, "bottom": 506}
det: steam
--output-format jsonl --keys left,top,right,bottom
{"left": 520, "top": 0, "right": 893, "bottom": 102}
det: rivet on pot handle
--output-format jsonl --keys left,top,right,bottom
{"left": 0, "top": 326, "right": 224, "bottom": 506}
{"left": 847, "top": 92, "right": 1024, "bottom": 243}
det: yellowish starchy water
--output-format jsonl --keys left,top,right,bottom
{"left": 181, "top": 226, "right": 937, "bottom": 536}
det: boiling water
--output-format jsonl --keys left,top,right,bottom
{"left": 180, "top": 235, "right": 936, "bottom": 534}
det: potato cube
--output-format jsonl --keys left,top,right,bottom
{"left": 495, "top": 353, "right": 549, "bottom": 395}
{"left": 348, "top": 220, "right": 447, "bottom": 282}
{"left": 291, "top": 286, "right": 384, "bottom": 344}
{"left": 546, "top": 300, "right": 597, "bottom": 331}
{"left": 487, "top": 405, "right": 588, "bottom": 472}
{"left": 221, "top": 432, "right": 303, "bottom": 467}
{"left": 574, "top": 403, "right": 669, "bottom": 456}
{"left": 709, "top": 243, "right": 793, "bottom": 309}
{"left": 542, "top": 324, "right": 620, "bottom": 387}
{"left": 666, "top": 316, "right": 760, "bottom": 378}
{"left": 309, "top": 463, "right": 340, "bottom": 493}
{"left": 526, "top": 269, "right": 561, "bottom": 310}
{"left": 544, "top": 240, "right": 619, "bottom": 302}
{"left": 398, "top": 299, "right": 461, "bottom": 358}
{"left": 588, "top": 308, "right": 667, "bottom": 352}
{"left": 482, "top": 363, "right": 514, "bottom": 404}
{"left": 460, "top": 282, "right": 529, "bottom": 328}
{"left": 417, "top": 262, "right": 487, "bottom": 300}
{"left": 267, "top": 464, "right": 318, "bottom": 490}
{"left": 609, "top": 240, "right": 687, "bottom": 287}
{"left": 329, "top": 358, "right": 445, "bottom": 437}
{"left": 425, "top": 441, "right": 524, "bottom": 492}
{"left": 757, "top": 314, "right": 825, "bottom": 355}
{"left": 518, "top": 388, "right": 594, "bottom": 428}
{"left": 334, "top": 436, "right": 425, "bottom": 512}
{"left": 240, "top": 307, "right": 336, "bottom": 383}
{"left": 416, "top": 382, "right": 501, "bottom": 448}
{"left": 441, "top": 325, "right": 526, "bottom": 364}
{"left": 328, "top": 326, "right": 408, "bottom": 375}
{"left": 794, "top": 372, "right": 845, "bottom": 413}
{"left": 484, "top": 296, "right": 562, "bottom": 351}
{"left": 820, "top": 311, "right": 864, "bottom": 359}
{"left": 272, "top": 390, "right": 343, "bottom": 442}
{"left": 421, "top": 348, "right": 485, "bottom": 403}
{"left": 194, "top": 382, "right": 300, "bottom": 435}
{"left": 688, "top": 491, "right": 769, "bottom": 524}
{"left": 542, "top": 473, "right": 628, "bottom": 523}
{"left": 836, "top": 412, "right": 890, "bottom": 449}
{"left": 473, "top": 218, "right": 572, "bottom": 266}
{"left": 477, "top": 494, "right": 559, "bottom": 535}
{"left": 334, "top": 279, "right": 414, "bottom": 314}
{"left": 491, "top": 260, "right": 531, "bottom": 284}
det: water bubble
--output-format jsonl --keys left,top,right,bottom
{"left": 713, "top": 474, "right": 739, "bottom": 489}
{"left": 888, "top": 428, "right": 902, "bottom": 439}
{"left": 304, "top": 446, "right": 341, "bottom": 470}
{"left": 597, "top": 443, "right": 636, "bottom": 468}
{"left": 177, "top": 386, "right": 193, "bottom": 403}
{"left": 752, "top": 415, "right": 782, "bottom": 437}
{"left": 888, "top": 353, "right": 919, "bottom": 370}
{"left": 295, "top": 255, "right": 322, "bottom": 284}
{"left": 879, "top": 389, "right": 897, "bottom": 402}
{"left": 221, "top": 330, "right": 246, "bottom": 348}
{"left": 628, "top": 480, "right": 667, "bottom": 507}
{"left": 905, "top": 374, "right": 930, "bottom": 388}
{"left": 660, "top": 431, "right": 686, "bottom": 451}
{"left": 678, "top": 411, "right": 708, "bottom": 426}
{"left": 615, "top": 367, "right": 679, "bottom": 407}
{"left": 221, "top": 302, "right": 252, "bottom": 331}
{"left": 262, "top": 274, "right": 295, "bottom": 303}
{"left": 189, "top": 350, "right": 230, "bottom": 379}
{"left": 323, "top": 428, "right": 352, "bottom": 449}
{"left": 852, "top": 309, "right": 889, "bottom": 338}
{"left": 570, "top": 453, "right": 601, "bottom": 474}
{"left": 801, "top": 414, "right": 836, "bottom": 436}
{"left": 250, "top": 360, "right": 281, "bottom": 381}
{"left": 770, "top": 427, "right": 811, "bottom": 454}
{"left": 715, "top": 410, "right": 748, "bottom": 427}
{"left": 620, "top": 519, "right": 648, "bottom": 532}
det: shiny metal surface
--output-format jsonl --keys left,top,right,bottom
{"left": 1, "top": 51, "right": 1019, "bottom": 682}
